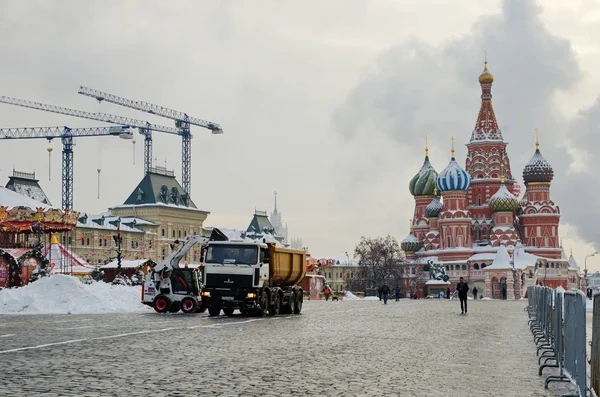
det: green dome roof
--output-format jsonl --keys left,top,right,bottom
{"left": 401, "top": 231, "right": 424, "bottom": 252}
{"left": 409, "top": 156, "right": 438, "bottom": 196}
{"left": 489, "top": 185, "right": 519, "bottom": 212}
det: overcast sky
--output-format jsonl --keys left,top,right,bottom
{"left": 1, "top": 0, "right": 600, "bottom": 269}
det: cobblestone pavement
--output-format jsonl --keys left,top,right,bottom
{"left": 0, "top": 299, "right": 580, "bottom": 396}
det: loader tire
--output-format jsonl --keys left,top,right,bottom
{"left": 181, "top": 297, "right": 198, "bottom": 314}
{"left": 153, "top": 295, "right": 172, "bottom": 313}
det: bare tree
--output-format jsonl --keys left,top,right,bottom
{"left": 352, "top": 236, "right": 405, "bottom": 290}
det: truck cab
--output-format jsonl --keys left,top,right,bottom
{"left": 201, "top": 241, "right": 269, "bottom": 316}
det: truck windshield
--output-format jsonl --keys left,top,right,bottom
{"left": 205, "top": 245, "right": 258, "bottom": 265}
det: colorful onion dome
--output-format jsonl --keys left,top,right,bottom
{"left": 478, "top": 61, "right": 494, "bottom": 84}
{"left": 523, "top": 145, "right": 554, "bottom": 183}
{"left": 488, "top": 184, "right": 519, "bottom": 212}
{"left": 401, "top": 231, "right": 424, "bottom": 252}
{"left": 425, "top": 194, "right": 443, "bottom": 217}
{"left": 409, "top": 150, "right": 438, "bottom": 196}
{"left": 436, "top": 153, "right": 471, "bottom": 192}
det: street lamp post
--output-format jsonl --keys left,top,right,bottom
{"left": 585, "top": 251, "right": 597, "bottom": 287}
{"left": 112, "top": 217, "right": 123, "bottom": 270}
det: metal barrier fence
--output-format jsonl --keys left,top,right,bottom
{"left": 527, "top": 286, "right": 587, "bottom": 397}
{"left": 591, "top": 292, "right": 600, "bottom": 397}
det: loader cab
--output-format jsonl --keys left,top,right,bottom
{"left": 170, "top": 267, "right": 201, "bottom": 296}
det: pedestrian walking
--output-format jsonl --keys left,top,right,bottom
{"left": 446, "top": 287, "right": 451, "bottom": 299}
{"left": 378, "top": 286, "right": 383, "bottom": 301}
{"left": 456, "top": 277, "right": 469, "bottom": 314}
{"left": 394, "top": 285, "right": 401, "bottom": 301}
{"left": 381, "top": 284, "right": 391, "bottom": 304}
{"left": 501, "top": 285, "right": 507, "bottom": 300}
{"left": 472, "top": 287, "right": 478, "bottom": 300}
{"left": 323, "top": 285, "right": 332, "bottom": 301}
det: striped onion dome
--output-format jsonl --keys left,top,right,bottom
{"left": 409, "top": 155, "right": 438, "bottom": 196}
{"left": 436, "top": 156, "right": 471, "bottom": 192}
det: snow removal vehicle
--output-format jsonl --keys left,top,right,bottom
{"left": 200, "top": 231, "right": 307, "bottom": 317}
{"left": 141, "top": 235, "right": 210, "bottom": 314}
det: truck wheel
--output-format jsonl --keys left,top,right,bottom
{"left": 259, "top": 291, "right": 269, "bottom": 317}
{"left": 269, "top": 294, "right": 280, "bottom": 316}
{"left": 288, "top": 291, "right": 296, "bottom": 314}
{"left": 223, "top": 308, "right": 234, "bottom": 316}
{"left": 208, "top": 306, "right": 221, "bottom": 317}
{"left": 169, "top": 302, "right": 181, "bottom": 313}
{"left": 181, "top": 297, "right": 198, "bottom": 314}
{"left": 294, "top": 291, "right": 303, "bottom": 314}
{"left": 153, "top": 295, "right": 172, "bottom": 313}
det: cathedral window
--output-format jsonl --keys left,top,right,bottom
{"left": 476, "top": 195, "right": 482, "bottom": 206}
{"left": 474, "top": 263, "right": 480, "bottom": 270}
{"left": 462, "top": 264, "right": 467, "bottom": 270}
{"left": 447, "top": 236, "right": 451, "bottom": 247}
{"left": 172, "top": 230, "right": 175, "bottom": 238}
{"left": 481, "top": 264, "right": 486, "bottom": 269}
{"left": 161, "top": 229, "right": 165, "bottom": 237}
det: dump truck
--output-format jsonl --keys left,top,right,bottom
{"left": 200, "top": 240, "right": 306, "bottom": 317}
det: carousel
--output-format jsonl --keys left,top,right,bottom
{"left": 0, "top": 187, "right": 79, "bottom": 289}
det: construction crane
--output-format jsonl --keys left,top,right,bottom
{"left": 78, "top": 86, "right": 223, "bottom": 197}
{"left": 0, "top": 96, "right": 179, "bottom": 174}
{"left": 0, "top": 125, "right": 133, "bottom": 210}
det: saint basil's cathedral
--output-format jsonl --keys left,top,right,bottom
{"left": 400, "top": 61, "right": 584, "bottom": 299}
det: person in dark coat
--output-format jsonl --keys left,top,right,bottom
{"left": 472, "top": 287, "right": 478, "bottom": 300}
{"left": 394, "top": 285, "right": 401, "bottom": 301}
{"left": 381, "top": 284, "right": 391, "bottom": 304}
{"left": 446, "top": 287, "right": 451, "bottom": 299}
{"left": 456, "top": 277, "right": 469, "bottom": 314}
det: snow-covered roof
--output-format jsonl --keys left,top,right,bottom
{"left": 101, "top": 259, "right": 152, "bottom": 269}
{"left": 112, "top": 203, "right": 209, "bottom": 213}
{"left": 77, "top": 213, "right": 146, "bottom": 233}
{"left": 425, "top": 280, "right": 450, "bottom": 285}
{"left": 468, "top": 253, "right": 496, "bottom": 261}
{"left": 568, "top": 254, "right": 580, "bottom": 271}
{"left": 215, "top": 228, "right": 284, "bottom": 247}
{"left": 0, "top": 187, "right": 52, "bottom": 210}
{"left": 487, "top": 245, "right": 513, "bottom": 270}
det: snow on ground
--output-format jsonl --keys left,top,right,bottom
{"left": 0, "top": 275, "right": 151, "bottom": 314}
{"left": 344, "top": 291, "right": 360, "bottom": 300}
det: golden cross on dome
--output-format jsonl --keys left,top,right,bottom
{"left": 434, "top": 185, "right": 438, "bottom": 196}
{"left": 535, "top": 128, "right": 540, "bottom": 150}
{"left": 409, "top": 218, "right": 413, "bottom": 232}
{"left": 450, "top": 136, "right": 455, "bottom": 158}
{"left": 425, "top": 134, "right": 429, "bottom": 157}
{"left": 500, "top": 162, "right": 505, "bottom": 183}
{"left": 484, "top": 49, "right": 488, "bottom": 63}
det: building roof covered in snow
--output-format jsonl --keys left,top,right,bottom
{"left": 119, "top": 166, "right": 205, "bottom": 211}
{"left": 5, "top": 170, "right": 52, "bottom": 206}
{"left": 76, "top": 212, "right": 150, "bottom": 233}
{"left": 486, "top": 245, "right": 513, "bottom": 270}
{"left": 0, "top": 186, "right": 52, "bottom": 210}
{"left": 101, "top": 259, "right": 154, "bottom": 269}
{"left": 247, "top": 210, "right": 276, "bottom": 235}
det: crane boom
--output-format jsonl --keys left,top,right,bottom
{"left": 0, "top": 125, "right": 133, "bottom": 210}
{"left": 77, "top": 86, "right": 224, "bottom": 197}
{"left": 77, "top": 86, "right": 223, "bottom": 132}
{"left": 0, "top": 96, "right": 179, "bottom": 135}
{"left": 0, "top": 96, "right": 180, "bottom": 173}
{"left": 0, "top": 125, "right": 132, "bottom": 140}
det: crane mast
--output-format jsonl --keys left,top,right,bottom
{"left": 78, "top": 86, "right": 223, "bottom": 197}
{"left": 0, "top": 125, "right": 132, "bottom": 210}
{"left": 0, "top": 96, "right": 179, "bottom": 174}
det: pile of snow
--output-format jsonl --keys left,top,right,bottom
{"left": 363, "top": 296, "right": 380, "bottom": 301}
{"left": 344, "top": 291, "right": 360, "bottom": 300}
{"left": 0, "top": 275, "right": 151, "bottom": 314}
